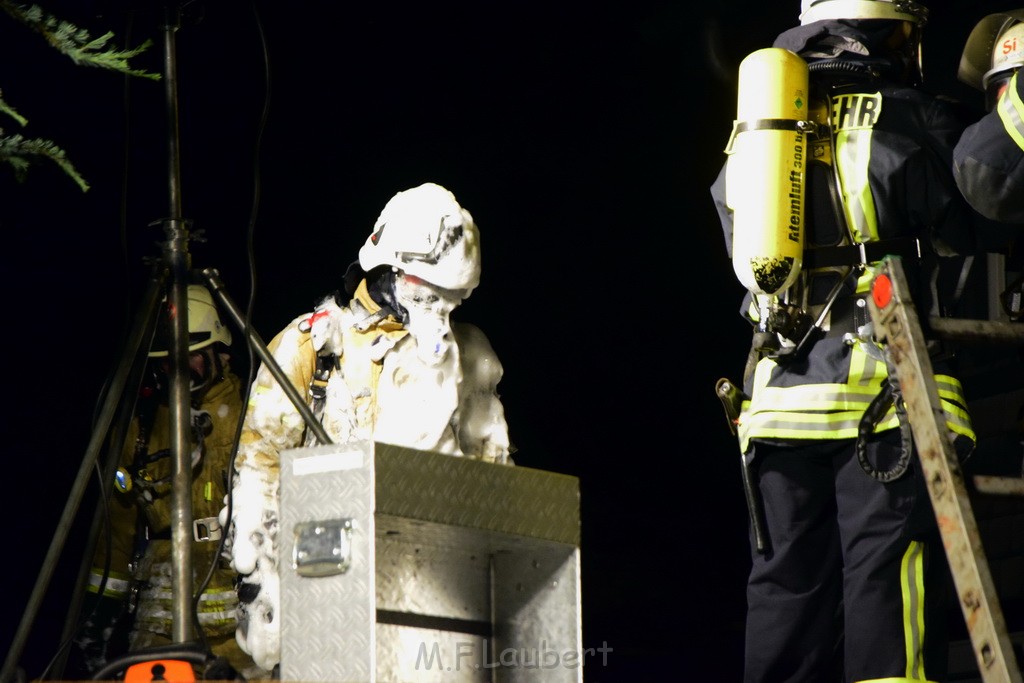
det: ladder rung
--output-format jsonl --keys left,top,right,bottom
{"left": 928, "top": 317, "right": 1024, "bottom": 346}
{"left": 974, "top": 475, "right": 1024, "bottom": 497}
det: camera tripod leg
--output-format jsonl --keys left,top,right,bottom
{"left": 50, "top": 334, "right": 159, "bottom": 680}
{"left": 2, "top": 265, "right": 168, "bottom": 683}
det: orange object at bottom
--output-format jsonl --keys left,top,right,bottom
{"left": 124, "top": 659, "right": 196, "bottom": 683}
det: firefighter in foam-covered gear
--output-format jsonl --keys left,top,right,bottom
{"left": 222, "top": 182, "right": 513, "bottom": 672}
{"left": 711, "top": 2, "right": 984, "bottom": 681}
{"left": 954, "top": 10, "right": 1024, "bottom": 224}
{"left": 68, "top": 285, "right": 260, "bottom": 680}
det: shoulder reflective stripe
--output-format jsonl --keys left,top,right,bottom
{"left": 900, "top": 541, "right": 927, "bottom": 680}
{"left": 87, "top": 571, "right": 132, "bottom": 597}
{"left": 830, "top": 92, "right": 883, "bottom": 243}
{"left": 836, "top": 128, "right": 880, "bottom": 242}
{"left": 998, "top": 71, "right": 1024, "bottom": 152}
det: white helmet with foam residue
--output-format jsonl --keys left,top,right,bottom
{"left": 358, "top": 182, "right": 481, "bottom": 295}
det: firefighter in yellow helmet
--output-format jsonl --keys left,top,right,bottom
{"left": 954, "top": 10, "right": 1024, "bottom": 225}
{"left": 711, "top": 1, "right": 982, "bottom": 681}
{"left": 221, "top": 182, "right": 513, "bottom": 672}
{"left": 69, "top": 284, "right": 260, "bottom": 680}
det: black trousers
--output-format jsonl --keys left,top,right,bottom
{"left": 743, "top": 432, "right": 950, "bottom": 683}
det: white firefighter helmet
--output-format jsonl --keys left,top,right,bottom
{"left": 958, "top": 11, "right": 1024, "bottom": 96}
{"left": 358, "top": 182, "right": 481, "bottom": 293}
{"left": 799, "top": 0, "right": 928, "bottom": 25}
{"left": 149, "top": 284, "right": 232, "bottom": 358}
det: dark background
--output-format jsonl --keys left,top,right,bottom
{"left": 0, "top": 2, "right": 1014, "bottom": 680}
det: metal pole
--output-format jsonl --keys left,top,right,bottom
{"left": 160, "top": 4, "right": 195, "bottom": 644}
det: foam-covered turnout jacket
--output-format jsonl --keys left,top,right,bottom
{"left": 225, "top": 279, "right": 512, "bottom": 671}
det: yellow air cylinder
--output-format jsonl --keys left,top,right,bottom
{"left": 725, "top": 47, "right": 809, "bottom": 297}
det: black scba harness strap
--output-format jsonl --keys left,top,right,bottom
{"left": 304, "top": 351, "right": 339, "bottom": 448}
{"left": 309, "top": 352, "right": 336, "bottom": 415}
{"left": 803, "top": 236, "right": 921, "bottom": 271}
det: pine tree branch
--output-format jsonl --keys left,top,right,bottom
{"left": 0, "top": 1, "right": 160, "bottom": 190}
{"left": 0, "top": 91, "right": 28, "bottom": 127}
{"left": 0, "top": 1, "right": 160, "bottom": 80}
{"left": 0, "top": 132, "right": 89, "bottom": 192}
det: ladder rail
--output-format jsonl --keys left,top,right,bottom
{"left": 868, "top": 256, "right": 1023, "bottom": 683}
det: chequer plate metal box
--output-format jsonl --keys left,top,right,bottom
{"left": 279, "top": 441, "right": 582, "bottom": 683}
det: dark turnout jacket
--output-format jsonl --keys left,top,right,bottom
{"left": 954, "top": 69, "right": 1024, "bottom": 224}
{"left": 711, "top": 19, "right": 977, "bottom": 453}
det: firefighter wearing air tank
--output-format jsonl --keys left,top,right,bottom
{"left": 711, "top": 1, "right": 981, "bottom": 682}
{"left": 69, "top": 285, "right": 258, "bottom": 680}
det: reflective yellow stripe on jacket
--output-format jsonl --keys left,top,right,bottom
{"left": 134, "top": 586, "right": 240, "bottom": 635}
{"left": 737, "top": 350, "right": 974, "bottom": 452}
{"left": 86, "top": 568, "right": 133, "bottom": 599}
{"left": 997, "top": 71, "right": 1024, "bottom": 152}
{"left": 833, "top": 92, "right": 882, "bottom": 242}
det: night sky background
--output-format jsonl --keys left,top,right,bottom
{"left": 1, "top": 1, "right": 1017, "bottom": 680}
